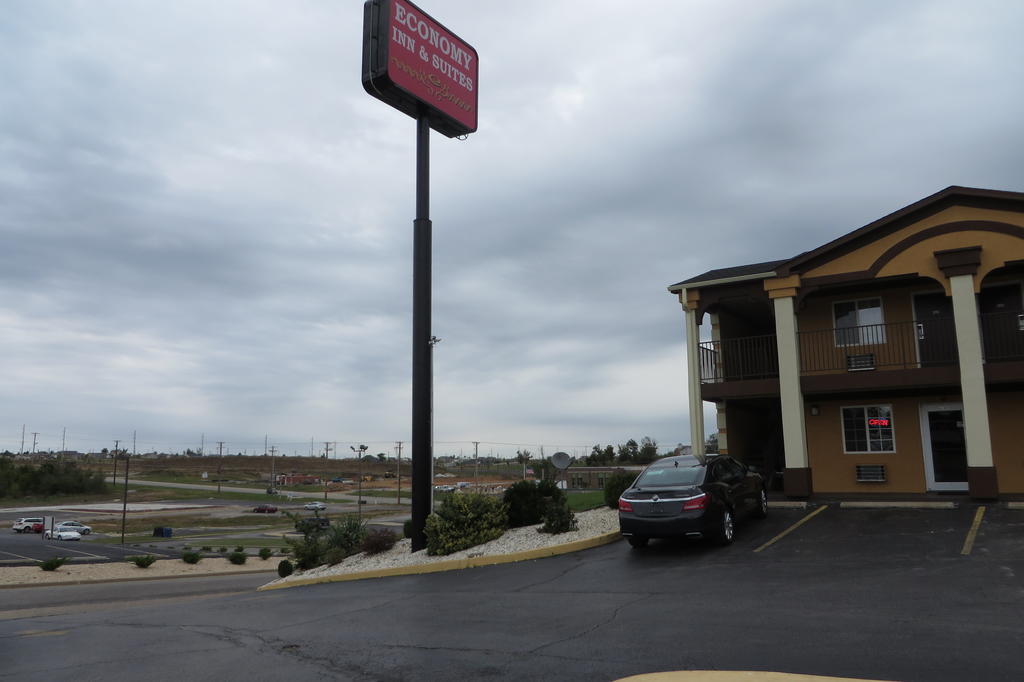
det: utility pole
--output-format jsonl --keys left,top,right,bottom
{"left": 396, "top": 441, "right": 403, "bottom": 505}
{"left": 60, "top": 427, "right": 66, "bottom": 459}
{"left": 217, "top": 441, "right": 225, "bottom": 494}
{"left": 120, "top": 433, "right": 132, "bottom": 546}
{"left": 112, "top": 439, "right": 121, "bottom": 482}
{"left": 323, "top": 442, "right": 332, "bottom": 459}
{"left": 269, "top": 446, "right": 278, "bottom": 492}
{"left": 20, "top": 424, "right": 25, "bottom": 454}
{"left": 200, "top": 433, "right": 204, "bottom": 456}
{"left": 310, "top": 437, "right": 314, "bottom": 458}
{"left": 474, "top": 441, "right": 480, "bottom": 491}
{"left": 31, "top": 432, "right": 38, "bottom": 454}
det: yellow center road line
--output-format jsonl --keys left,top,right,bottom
{"left": 960, "top": 505, "right": 986, "bottom": 555}
{"left": 754, "top": 504, "right": 829, "bottom": 553}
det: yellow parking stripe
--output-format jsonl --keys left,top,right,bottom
{"left": 960, "top": 506, "right": 985, "bottom": 555}
{"left": 753, "top": 504, "right": 828, "bottom": 553}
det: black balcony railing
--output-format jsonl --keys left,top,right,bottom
{"left": 981, "top": 310, "right": 1024, "bottom": 361}
{"left": 799, "top": 319, "right": 957, "bottom": 373}
{"left": 699, "top": 334, "right": 779, "bottom": 382}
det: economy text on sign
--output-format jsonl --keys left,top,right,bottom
{"left": 362, "top": 0, "right": 478, "bottom": 138}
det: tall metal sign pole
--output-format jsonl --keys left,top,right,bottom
{"left": 363, "top": 0, "right": 478, "bottom": 551}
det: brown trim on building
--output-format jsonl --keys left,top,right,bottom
{"left": 778, "top": 187, "right": 1024, "bottom": 277}
{"left": 968, "top": 466, "right": 999, "bottom": 499}
{"left": 701, "top": 378, "right": 781, "bottom": 402}
{"left": 801, "top": 366, "right": 961, "bottom": 395}
{"left": 984, "top": 360, "right": 1024, "bottom": 385}
{"left": 935, "top": 245, "right": 982, "bottom": 277}
{"left": 696, "top": 281, "right": 773, "bottom": 319}
{"left": 784, "top": 467, "right": 812, "bottom": 498}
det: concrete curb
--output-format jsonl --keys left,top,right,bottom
{"left": 839, "top": 501, "right": 956, "bottom": 509}
{"left": 258, "top": 530, "right": 623, "bottom": 591}
{"left": 1007, "top": 502, "right": 1024, "bottom": 510}
{"left": 0, "top": 566, "right": 279, "bottom": 590}
{"left": 767, "top": 501, "right": 807, "bottom": 509}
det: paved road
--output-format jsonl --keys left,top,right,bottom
{"left": 105, "top": 477, "right": 411, "bottom": 505}
{"left": 2, "top": 504, "right": 1022, "bottom": 681}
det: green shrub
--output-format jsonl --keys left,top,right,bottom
{"left": 227, "top": 551, "right": 247, "bottom": 565}
{"left": 128, "top": 555, "right": 157, "bottom": 568}
{"left": 538, "top": 498, "right": 578, "bottom": 534}
{"left": 326, "top": 516, "right": 367, "bottom": 556}
{"left": 218, "top": 546, "right": 228, "bottom": 553}
{"left": 425, "top": 493, "right": 508, "bottom": 556}
{"left": 258, "top": 547, "right": 273, "bottom": 560}
{"left": 233, "top": 545, "right": 244, "bottom": 553}
{"left": 277, "top": 559, "right": 294, "bottom": 578}
{"left": 504, "top": 479, "right": 565, "bottom": 527}
{"left": 403, "top": 519, "right": 414, "bottom": 538}
{"left": 182, "top": 551, "right": 202, "bottom": 564}
{"left": 201, "top": 546, "right": 212, "bottom": 552}
{"left": 604, "top": 471, "right": 636, "bottom": 509}
{"left": 361, "top": 528, "right": 398, "bottom": 555}
{"left": 284, "top": 535, "right": 325, "bottom": 570}
{"left": 40, "top": 556, "right": 67, "bottom": 571}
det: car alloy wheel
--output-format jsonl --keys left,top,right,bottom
{"left": 755, "top": 488, "right": 768, "bottom": 519}
{"left": 716, "top": 510, "right": 734, "bottom": 545}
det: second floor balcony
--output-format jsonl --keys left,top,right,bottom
{"left": 698, "top": 311, "right": 1024, "bottom": 386}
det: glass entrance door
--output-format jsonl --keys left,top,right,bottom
{"left": 920, "top": 403, "right": 968, "bottom": 491}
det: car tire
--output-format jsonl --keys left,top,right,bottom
{"left": 714, "top": 509, "right": 735, "bottom": 546}
{"left": 627, "top": 536, "right": 649, "bottom": 549}
{"left": 754, "top": 487, "right": 768, "bottom": 519}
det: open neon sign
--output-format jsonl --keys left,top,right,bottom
{"left": 867, "top": 418, "right": 890, "bottom": 427}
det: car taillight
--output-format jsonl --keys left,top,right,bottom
{"left": 682, "top": 493, "right": 708, "bottom": 511}
{"left": 618, "top": 498, "right": 633, "bottom": 512}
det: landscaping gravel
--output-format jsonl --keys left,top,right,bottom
{"left": 264, "top": 506, "right": 619, "bottom": 587}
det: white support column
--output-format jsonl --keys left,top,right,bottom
{"left": 772, "top": 294, "right": 809, "bottom": 479}
{"left": 949, "top": 274, "right": 994, "bottom": 469}
{"left": 683, "top": 293, "right": 705, "bottom": 457}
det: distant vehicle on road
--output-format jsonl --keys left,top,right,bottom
{"left": 12, "top": 518, "right": 44, "bottom": 533}
{"left": 304, "top": 501, "right": 327, "bottom": 511}
{"left": 44, "top": 528, "right": 81, "bottom": 541}
{"left": 252, "top": 504, "right": 278, "bottom": 513}
{"left": 56, "top": 521, "right": 92, "bottom": 535}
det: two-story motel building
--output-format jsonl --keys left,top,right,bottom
{"left": 670, "top": 187, "right": 1024, "bottom": 499}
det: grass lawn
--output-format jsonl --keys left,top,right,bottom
{"left": 567, "top": 490, "right": 606, "bottom": 512}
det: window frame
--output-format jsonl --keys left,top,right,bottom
{"left": 840, "top": 404, "right": 896, "bottom": 454}
{"left": 833, "top": 297, "right": 887, "bottom": 347}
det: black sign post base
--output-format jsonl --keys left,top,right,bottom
{"left": 410, "top": 110, "right": 432, "bottom": 552}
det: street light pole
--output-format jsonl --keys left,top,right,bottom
{"left": 351, "top": 444, "right": 368, "bottom": 519}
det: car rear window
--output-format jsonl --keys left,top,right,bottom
{"left": 635, "top": 465, "right": 704, "bottom": 488}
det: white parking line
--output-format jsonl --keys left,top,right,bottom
{"left": 40, "top": 545, "right": 106, "bottom": 559}
{"left": 0, "top": 549, "right": 40, "bottom": 562}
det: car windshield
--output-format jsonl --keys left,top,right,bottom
{"left": 635, "top": 465, "right": 704, "bottom": 488}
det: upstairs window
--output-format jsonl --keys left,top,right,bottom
{"left": 834, "top": 298, "right": 885, "bottom": 346}
{"left": 842, "top": 405, "right": 895, "bottom": 453}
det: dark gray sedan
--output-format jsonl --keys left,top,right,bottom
{"left": 618, "top": 454, "right": 767, "bottom": 548}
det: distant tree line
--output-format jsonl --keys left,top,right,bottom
{"left": 583, "top": 437, "right": 661, "bottom": 466}
{"left": 0, "top": 459, "right": 107, "bottom": 498}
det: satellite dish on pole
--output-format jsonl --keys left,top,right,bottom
{"left": 551, "top": 451, "right": 571, "bottom": 470}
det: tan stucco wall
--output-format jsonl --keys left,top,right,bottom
{"left": 988, "top": 391, "right": 1024, "bottom": 493}
{"left": 804, "top": 207, "right": 1024, "bottom": 289}
{"left": 805, "top": 396, "right": 934, "bottom": 493}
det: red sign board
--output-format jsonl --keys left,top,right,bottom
{"left": 362, "top": 0, "right": 478, "bottom": 137}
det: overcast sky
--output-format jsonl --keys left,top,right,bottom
{"left": 2, "top": 0, "right": 1024, "bottom": 458}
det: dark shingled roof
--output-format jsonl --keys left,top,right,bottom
{"left": 669, "top": 258, "right": 790, "bottom": 290}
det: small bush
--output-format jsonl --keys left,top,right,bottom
{"left": 277, "top": 559, "right": 294, "bottom": 578}
{"left": 227, "top": 551, "right": 247, "bottom": 565}
{"left": 361, "top": 528, "right": 398, "bottom": 555}
{"left": 538, "top": 498, "right": 578, "bottom": 534}
{"left": 325, "top": 516, "right": 367, "bottom": 557}
{"left": 504, "top": 479, "right": 564, "bottom": 527}
{"left": 285, "top": 535, "right": 325, "bottom": 570}
{"left": 233, "top": 545, "right": 244, "bottom": 553}
{"left": 128, "top": 555, "right": 157, "bottom": 568}
{"left": 40, "top": 556, "right": 67, "bottom": 571}
{"left": 425, "top": 493, "right": 508, "bottom": 556}
{"left": 201, "top": 546, "right": 212, "bottom": 552}
{"left": 182, "top": 551, "right": 202, "bottom": 564}
{"left": 218, "top": 546, "right": 228, "bottom": 553}
{"left": 258, "top": 547, "right": 273, "bottom": 560}
{"left": 604, "top": 472, "right": 636, "bottom": 509}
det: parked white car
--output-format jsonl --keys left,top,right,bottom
{"left": 55, "top": 521, "right": 92, "bottom": 535}
{"left": 44, "top": 528, "right": 81, "bottom": 541}
{"left": 12, "top": 517, "right": 43, "bottom": 533}
{"left": 303, "top": 501, "right": 327, "bottom": 511}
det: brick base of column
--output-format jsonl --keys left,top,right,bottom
{"left": 783, "top": 467, "right": 812, "bottom": 498}
{"left": 968, "top": 467, "right": 999, "bottom": 499}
